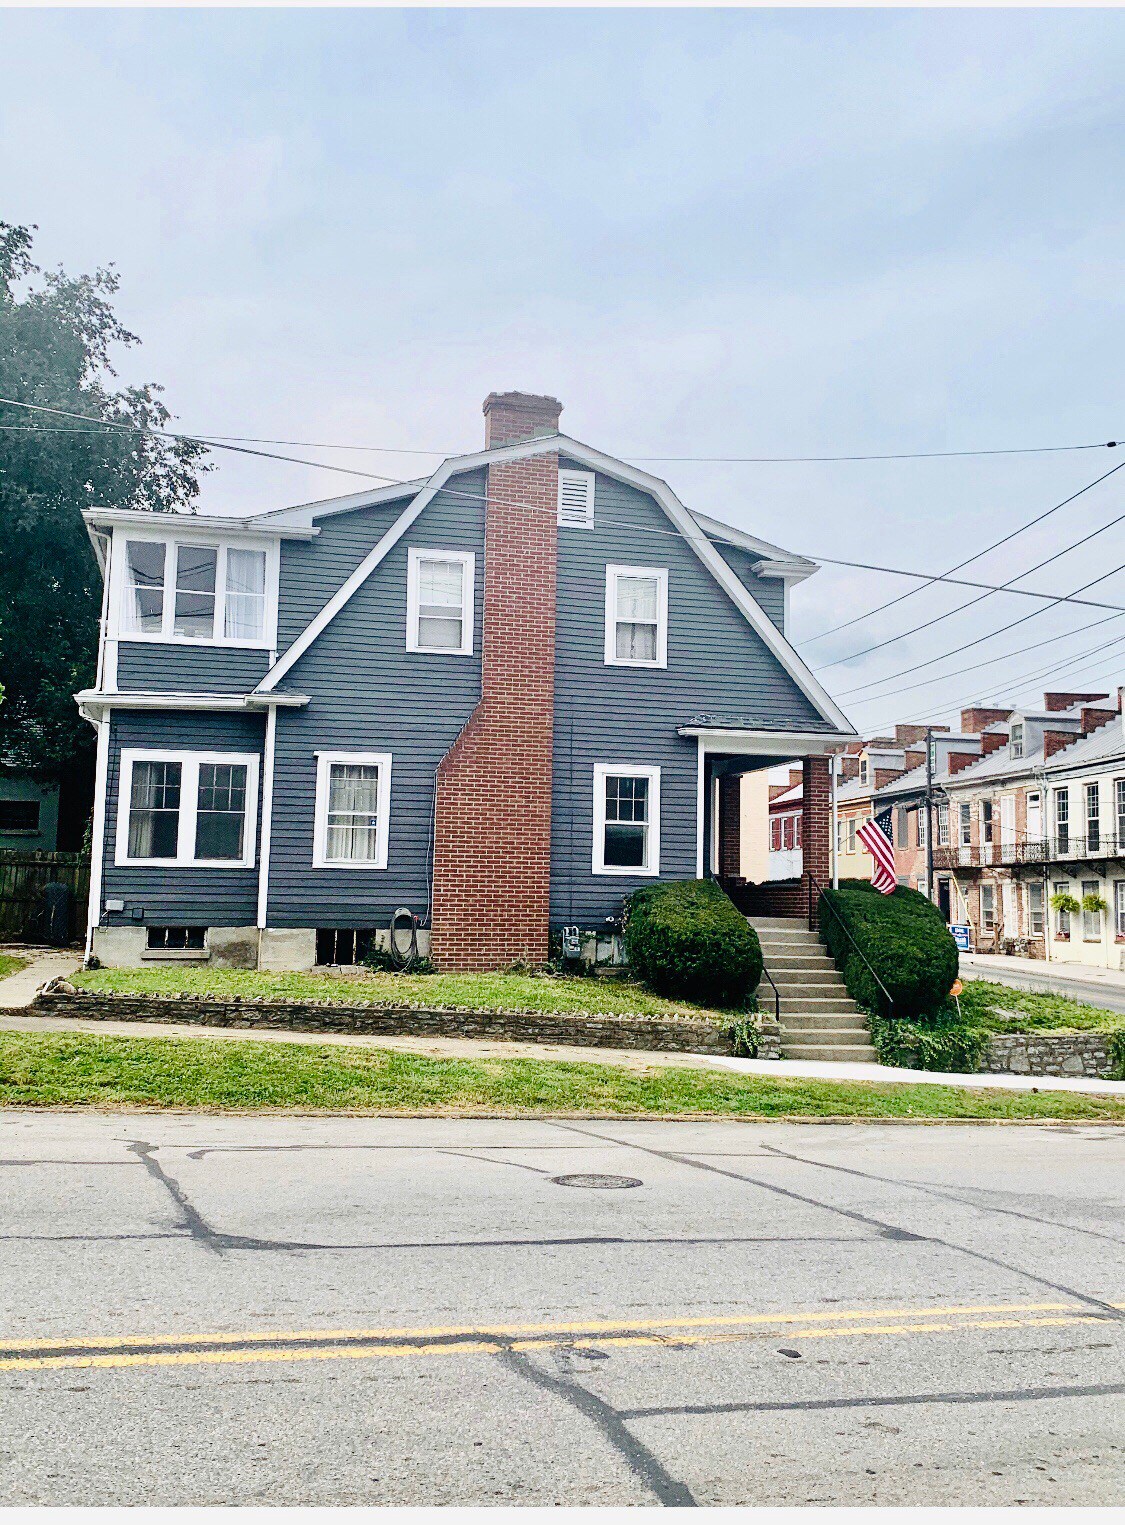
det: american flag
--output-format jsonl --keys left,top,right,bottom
{"left": 857, "top": 806, "right": 897, "bottom": 894}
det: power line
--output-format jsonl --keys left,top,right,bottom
{"left": 833, "top": 555, "right": 1125, "bottom": 701}
{"left": 0, "top": 404, "right": 1118, "bottom": 464}
{"left": 836, "top": 609, "right": 1125, "bottom": 707}
{"left": 813, "top": 495, "right": 1125, "bottom": 672}
{"left": 6, "top": 396, "right": 1123, "bottom": 622}
{"left": 803, "top": 459, "right": 1125, "bottom": 644}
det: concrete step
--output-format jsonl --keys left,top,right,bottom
{"left": 779, "top": 1011, "right": 870, "bottom": 1033}
{"left": 767, "top": 970, "right": 843, "bottom": 988}
{"left": 747, "top": 917, "right": 808, "bottom": 930}
{"left": 768, "top": 953, "right": 837, "bottom": 969}
{"left": 778, "top": 995, "right": 860, "bottom": 1014}
{"left": 781, "top": 1043, "right": 879, "bottom": 1063}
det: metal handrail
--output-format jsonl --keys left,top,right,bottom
{"left": 806, "top": 869, "right": 895, "bottom": 1020}
{"left": 757, "top": 961, "right": 781, "bottom": 1029}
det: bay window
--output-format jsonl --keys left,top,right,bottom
{"left": 605, "top": 565, "right": 668, "bottom": 668}
{"left": 117, "top": 750, "right": 258, "bottom": 868}
{"left": 592, "top": 764, "right": 660, "bottom": 875}
{"left": 118, "top": 536, "right": 272, "bottom": 646}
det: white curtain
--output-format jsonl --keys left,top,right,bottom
{"left": 326, "top": 764, "right": 381, "bottom": 862}
{"left": 224, "top": 548, "right": 267, "bottom": 640}
{"left": 615, "top": 575, "right": 658, "bottom": 662}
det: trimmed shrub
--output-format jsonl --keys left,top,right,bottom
{"left": 818, "top": 881, "right": 958, "bottom": 1020}
{"left": 625, "top": 879, "right": 762, "bottom": 1009}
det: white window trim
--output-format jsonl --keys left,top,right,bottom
{"left": 115, "top": 749, "right": 259, "bottom": 869}
{"left": 312, "top": 751, "right": 392, "bottom": 870}
{"left": 110, "top": 527, "right": 278, "bottom": 650}
{"left": 592, "top": 763, "right": 661, "bottom": 877}
{"left": 604, "top": 564, "right": 669, "bottom": 669}
{"left": 557, "top": 469, "right": 596, "bottom": 530}
{"left": 405, "top": 548, "right": 475, "bottom": 657}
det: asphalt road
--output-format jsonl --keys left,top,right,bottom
{"left": 1, "top": 1112, "right": 1123, "bottom": 1506}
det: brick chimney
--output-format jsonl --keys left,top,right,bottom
{"left": 947, "top": 750, "right": 980, "bottom": 776}
{"left": 980, "top": 731, "right": 1008, "bottom": 756}
{"left": 430, "top": 392, "right": 563, "bottom": 969}
{"left": 1043, "top": 728, "right": 1077, "bottom": 759}
{"left": 1079, "top": 706, "right": 1116, "bottom": 735}
{"left": 895, "top": 723, "right": 948, "bottom": 747}
{"left": 960, "top": 706, "right": 1013, "bottom": 734}
{"left": 1043, "top": 690, "right": 1109, "bottom": 713}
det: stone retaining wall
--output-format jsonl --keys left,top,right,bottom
{"left": 32, "top": 987, "right": 754, "bottom": 1057}
{"left": 984, "top": 1032, "right": 1115, "bottom": 1079}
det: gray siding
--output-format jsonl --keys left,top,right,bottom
{"left": 265, "top": 471, "right": 487, "bottom": 928}
{"left": 550, "top": 464, "right": 828, "bottom": 926}
{"left": 276, "top": 496, "right": 415, "bottom": 650}
{"left": 116, "top": 643, "right": 270, "bottom": 694}
{"left": 712, "top": 541, "right": 786, "bottom": 631}
{"left": 101, "top": 709, "right": 265, "bottom": 928}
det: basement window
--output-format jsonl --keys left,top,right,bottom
{"left": 0, "top": 800, "right": 40, "bottom": 833}
{"left": 146, "top": 926, "right": 207, "bottom": 952}
{"left": 316, "top": 928, "right": 377, "bottom": 966}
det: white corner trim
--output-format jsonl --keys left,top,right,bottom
{"left": 695, "top": 737, "right": 705, "bottom": 880}
{"left": 312, "top": 750, "right": 392, "bottom": 869}
{"left": 591, "top": 762, "right": 661, "bottom": 877}
{"left": 85, "top": 714, "right": 112, "bottom": 959}
{"left": 604, "top": 564, "right": 669, "bottom": 669}
{"left": 114, "top": 749, "right": 260, "bottom": 870}
{"left": 405, "top": 547, "right": 476, "bottom": 656}
{"left": 257, "top": 706, "right": 277, "bottom": 928}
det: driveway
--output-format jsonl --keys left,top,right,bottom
{"left": 1, "top": 1112, "right": 1122, "bottom": 1505}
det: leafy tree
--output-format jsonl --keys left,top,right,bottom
{"left": 0, "top": 222, "right": 208, "bottom": 839}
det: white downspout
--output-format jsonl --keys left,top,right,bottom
{"left": 256, "top": 704, "right": 277, "bottom": 942}
{"left": 831, "top": 752, "right": 839, "bottom": 890}
{"left": 84, "top": 712, "right": 111, "bottom": 965}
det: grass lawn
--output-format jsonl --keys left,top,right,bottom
{"left": 960, "top": 979, "right": 1125, "bottom": 1034}
{"left": 72, "top": 965, "right": 735, "bottom": 1021}
{"left": 0, "top": 954, "right": 28, "bottom": 981}
{"left": 1, "top": 1030, "right": 1123, "bottom": 1120}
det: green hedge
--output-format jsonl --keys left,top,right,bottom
{"left": 818, "top": 881, "right": 958, "bottom": 1020}
{"left": 625, "top": 879, "right": 762, "bottom": 1009}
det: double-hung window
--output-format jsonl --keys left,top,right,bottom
{"left": 1010, "top": 723, "right": 1024, "bottom": 759}
{"left": 1115, "top": 880, "right": 1125, "bottom": 940}
{"left": 937, "top": 802, "right": 949, "bottom": 846}
{"left": 1054, "top": 880, "right": 1071, "bottom": 936}
{"left": 117, "top": 751, "right": 258, "bottom": 868}
{"left": 1085, "top": 782, "right": 1101, "bottom": 852}
{"left": 313, "top": 752, "right": 392, "bottom": 869}
{"left": 592, "top": 764, "right": 659, "bottom": 875}
{"left": 1082, "top": 879, "right": 1102, "bottom": 940}
{"left": 406, "top": 549, "right": 474, "bottom": 655}
{"left": 980, "top": 883, "right": 996, "bottom": 930}
{"left": 1055, "top": 788, "right": 1070, "bottom": 853}
{"left": 604, "top": 566, "right": 668, "bottom": 668}
{"left": 1027, "top": 881, "right": 1045, "bottom": 937}
{"left": 959, "top": 802, "right": 972, "bottom": 848}
{"left": 980, "top": 799, "right": 994, "bottom": 845}
{"left": 120, "top": 537, "right": 271, "bottom": 646}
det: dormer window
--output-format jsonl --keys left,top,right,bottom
{"left": 1010, "top": 723, "right": 1024, "bottom": 759}
{"left": 859, "top": 758, "right": 869, "bottom": 785}
{"left": 118, "top": 535, "right": 273, "bottom": 647}
{"left": 604, "top": 565, "right": 668, "bottom": 668}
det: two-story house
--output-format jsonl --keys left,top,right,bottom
{"left": 77, "top": 391, "right": 856, "bottom": 970}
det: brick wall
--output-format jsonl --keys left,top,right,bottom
{"left": 719, "top": 775, "right": 742, "bottom": 878}
{"left": 431, "top": 394, "right": 561, "bottom": 970}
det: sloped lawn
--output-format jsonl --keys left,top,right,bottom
{"left": 960, "top": 980, "right": 1125, "bottom": 1034}
{"left": 72, "top": 965, "right": 738, "bottom": 1020}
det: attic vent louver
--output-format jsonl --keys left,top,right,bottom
{"left": 557, "top": 469, "right": 595, "bottom": 529}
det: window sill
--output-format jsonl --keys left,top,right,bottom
{"left": 141, "top": 949, "right": 210, "bottom": 962}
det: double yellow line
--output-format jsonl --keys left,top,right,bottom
{"left": 1, "top": 1299, "right": 1121, "bottom": 1374}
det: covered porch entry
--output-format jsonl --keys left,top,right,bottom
{"left": 681, "top": 725, "right": 844, "bottom": 929}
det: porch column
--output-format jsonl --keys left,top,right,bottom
{"left": 801, "top": 754, "right": 831, "bottom": 926}
{"left": 718, "top": 774, "right": 742, "bottom": 879}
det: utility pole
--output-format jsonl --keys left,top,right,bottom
{"left": 925, "top": 726, "right": 935, "bottom": 903}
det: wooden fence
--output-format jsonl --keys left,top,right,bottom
{"left": 0, "top": 851, "right": 90, "bottom": 945}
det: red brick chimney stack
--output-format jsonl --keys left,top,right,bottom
{"left": 431, "top": 392, "right": 563, "bottom": 970}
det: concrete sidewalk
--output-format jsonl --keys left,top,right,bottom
{"left": 0, "top": 947, "right": 81, "bottom": 1010}
{"left": 963, "top": 951, "right": 1125, "bottom": 1014}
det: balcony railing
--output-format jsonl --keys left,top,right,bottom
{"left": 932, "top": 834, "right": 1124, "bottom": 870}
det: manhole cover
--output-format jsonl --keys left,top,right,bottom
{"left": 550, "top": 1173, "right": 642, "bottom": 1189}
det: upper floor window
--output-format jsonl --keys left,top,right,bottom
{"left": 119, "top": 537, "right": 271, "bottom": 647}
{"left": 980, "top": 798, "right": 994, "bottom": 844}
{"left": 959, "top": 801, "right": 972, "bottom": 847}
{"left": 557, "top": 470, "right": 595, "bottom": 529}
{"left": 115, "top": 750, "right": 259, "bottom": 868}
{"left": 1055, "top": 787, "right": 1070, "bottom": 850}
{"left": 604, "top": 565, "right": 668, "bottom": 668}
{"left": 1010, "top": 723, "right": 1024, "bottom": 759}
{"left": 859, "top": 758, "right": 869, "bottom": 785}
{"left": 592, "top": 764, "right": 660, "bottom": 875}
{"left": 406, "top": 549, "right": 474, "bottom": 656}
{"left": 1086, "top": 781, "right": 1101, "bottom": 851}
{"left": 313, "top": 752, "right": 392, "bottom": 869}
{"left": 1117, "top": 778, "right": 1125, "bottom": 843}
{"left": 937, "top": 802, "right": 949, "bottom": 846}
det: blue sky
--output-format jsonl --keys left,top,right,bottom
{"left": 2, "top": 8, "right": 1123, "bottom": 733}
